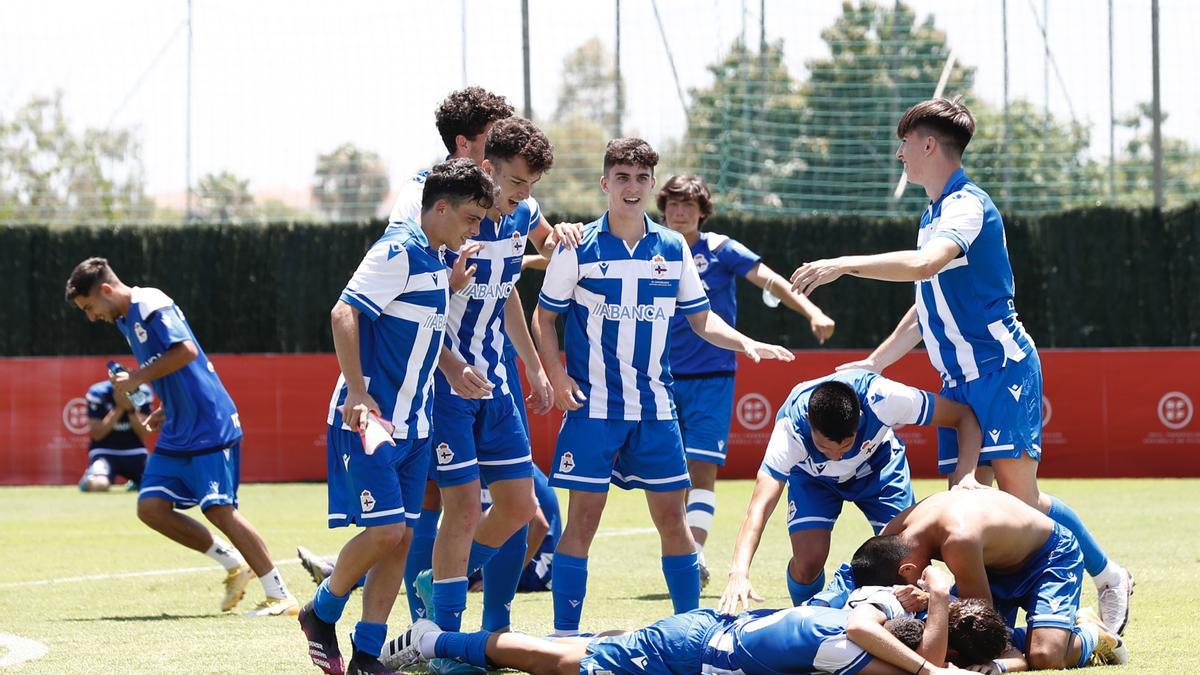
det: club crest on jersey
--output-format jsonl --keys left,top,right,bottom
{"left": 511, "top": 230, "right": 524, "bottom": 253}
{"left": 360, "top": 490, "right": 376, "bottom": 512}
{"left": 559, "top": 451, "right": 575, "bottom": 473}
{"left": 693, "top": 253, "right": 709, "bottom": 274}
{"left": 133, "top": 322, "right": 148, "bottom": 343}
{"left": 650, "top": 254, "right": 668, "bottom": 279}
{"left": 787, "top": 500, "right": 797, "bottom": 521}
{"left": 436, "top": 442, "right": 454, "bottom": 465}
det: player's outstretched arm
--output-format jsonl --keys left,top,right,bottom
{"left": 718, "top": 469, "right": 787, "bottom": 615}
{"left": 331, "top": 300, "right": 380, "bottom": 432}
{"left": 685, "top": 310, "right": 795, "bottom": 363}
{"left": 504, "top": 290, "right": 553, "bottom": 414}
{"left": 790, "top": 238, "right": 962, "bottom": 296}
{"left": 743, "top": 262, "right": 835, "bottom": 343}
{"left": 837, "top": 305, "right": 921, "bottom": 373}
{"left": 532, "top": 306, "right": 585, "bottom": 412}
{"left": 929, "top": 396, "right": 986, "bottom": 490}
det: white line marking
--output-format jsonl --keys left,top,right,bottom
{"left": 595, "top": 527, "right": 657, "bottom": 538}
{"left": 0, "top": 633, "right": 49, "bottom": 667}
{"left": 0, "top": 558, "right": 301, "bottom": 590}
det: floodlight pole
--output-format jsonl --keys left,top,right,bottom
{"left": 185, "top": 0, "right": 193, "bottom": 222}
{"left": 1150, "top": 0, "right": 1164, "bottom": 209}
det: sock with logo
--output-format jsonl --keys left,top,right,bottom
{"left": 312, "top": 577, "right": 350, "bottom": 624}
{"left": 431, "top": 577, "right": 469, "bottom": 631}
{"left": 259, "top": 567, "right": 290, "bottom": 598}
{"left": 205, "top": 537, "right": 245, "bottom": 570}
{"left": 351, "top": 621, "right": 388, "bottom": 658}
{"left": 551, "top": 552, "right": 588, "bottom": 632}
{"left": 405, "top": 507, "right": 440, "bottom": 621}
{"left": 686, "top": 489, "right": 716, "bottom": 543}
{"left": 1046, "top": 495, "right": 1109, "bottom": 577}
{"left": 662, "top": 552, "right": 701, "bottom": 614}
{"left": 482, "top": 525, "right": 527, "bottom": 631}
{"left": 434, "top": 630, "right": 491, "bottom": 668}
{"left": 787, "top": 564, "right": 825, "bottom": 606}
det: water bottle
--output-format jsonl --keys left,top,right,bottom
{"left": 107, "top": 361, "right": 151, "bottom": 408}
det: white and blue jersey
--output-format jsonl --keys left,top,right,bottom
{"left": 327, "top": 219, "right": 449, "bottom": 439}
{"left": 116, "top": 287, "right": 241, "bottom": 454}
{"left": 915, "top": 169, "right": 1036, "bottom": 387}
{"left": 538, "top": 213, "right": 710, "bottom": 421}
{"left": 670, "top": 232, "right": 761, "bottom": 377}
{"left": 387, "top": 169, "right": 431, "bottom": 225}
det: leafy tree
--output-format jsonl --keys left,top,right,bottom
{"left": 553, "top": 38, "right": 624, "bottom": 135}
{"left": 312, "top": 143, "right": 390, "bottom": 222}
{"left": 195, "top": 170, "right": 254, "bottom": 222}
{"left": 1112, "top": 103, "right": 1200, "bottom": 208}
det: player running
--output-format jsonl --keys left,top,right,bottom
{"left": 65, "top": 258, "right": 296, "bottom": 616}
{"left": 789, "top": 97, "right": 1134, "bottom": 635}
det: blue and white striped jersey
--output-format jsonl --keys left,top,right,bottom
{"left": 386, "top": 169, "right": 431, "bottom": 226}
{"left": 538, "top": 213, "right": 710, "bottom": 421}
{"left": 437, "top": 198, "right": 540, "bottom": 398}
{"left": 915, "top": 169, "right": 1036, "bottom": 387}
{"left": 327, "top": 219, "right": 449, "bottom": 439}
{"left": 115, "top": 287, "right": 241, "bottom": 454}
{"left": 701, "top": 587, "right": 910, "bottom": 675}
{"left": 761, "top": 370, "right": 935, "bottom": 484}
{"left": 670, "top": 232, "right": 761, "bottom": 377}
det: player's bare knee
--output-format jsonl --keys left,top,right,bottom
{"left": 366, "top": 522, "right": 407, "bottom": 550}
{"left": 201, "top": 504, "right": 237, "bottom": 528}
{"left": 789, "top": 554, "right": 825, "bottom": 584}
{"left": 136, "top": 498, "right": 168, "bottom": 526}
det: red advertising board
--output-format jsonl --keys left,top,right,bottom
{"left": 2, "top": 349, "right": 1198, "bottom": 485}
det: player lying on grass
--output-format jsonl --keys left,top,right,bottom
{"left": 719, "top": 369, "right": 982, "bottom": 613}
{"left": 851, "top": 489, "right": 1127, "bottom": 670}
{"left": 382, "top": 566, "right": 1006, "bottom": 674}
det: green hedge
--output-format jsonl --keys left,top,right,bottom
{"left": 5, "top": 203, "right": 1197, "bottom": 357}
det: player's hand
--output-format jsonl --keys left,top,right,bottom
{"left": 113, "top": 388, "right": 135, "bottom": 412}
{"left": 142, "top": 407, "right": 166, "bottom": 433}
{"left": 449, "top": 242, "right": 484, "bottom": 293}
{"left": 342, "top": 389, "right": 382, "bottom": 432}
{"left": 551, "top": 222, "right": 584, "bottom": 250}
{"left": 718, "top": 572, "right": 764, "bottom": 615}
{"left": 893, "top": 584, "right": 930, "bottom": 613}
{"left": 950, "top": 472, "right": 990, "bottom": 492}
{"left": 918, "top": 565, "right": 955, "bottom": 596}
{"left": 963, "top": 664, "right": 1002, "bottom": 674}
{"left": 809, "top": 313, "right": 836, "bottom": 344}
{"left": 741, "top": 340, "right": 795, "bottom": 364}
{"left": 835, "top": 357, "right": 880, "bottom": 373}
{"left": 549, "top": 371, "right": 586, "bottom": 411}
{"left": 524, "top": 363, "right": 554, "bottom": 415}
{"left": 110, "top": 369, "right": 139, "bottom": 398}
{"left": 790, "top": 259, "right": 845, "bottom": 296}
{"left": 447, "top": 364, "right": 495, "bottom": 399}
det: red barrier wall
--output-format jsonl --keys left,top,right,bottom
{"left": 3, "top": 350, "right": 1198, "bottom": 485}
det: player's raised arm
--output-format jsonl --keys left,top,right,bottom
{"left": 837, "top": 305, "right": 922, "bottom": 373}
{"left": 678, "top": 251, "right": 794, "bottom": 362}
{"left": 743, "top": 261, "right": 836, "bottom": 343}
{"left": 790, "top": 236, "right": 962, "bottom": 296}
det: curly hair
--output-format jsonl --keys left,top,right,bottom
{"left": 884, "top": 617, "right": 925, "bottom": 652}
{"left": 896, "top": 97, "right": 976, "bottom": 158}
{"left": 421, "top": 157, "right": 497, "bottom": 213}
{"left": 435, "top": 87, "right": 515, "bottom": 154}
{"left": 948, "top": 599, "right": 1010, "bottom": 666}
{"left": 65, "top": 257, "right": 117, "bottom": 301}
{"left": 603, "top": 137, "right": 659, "bottom": 174}
{"left": 656, "top": 175, "right": 714, "bottom": 222}
{"left": 485, "top": 117, "right": 555, "bottom": 175}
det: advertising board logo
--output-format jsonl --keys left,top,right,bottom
{"left": 735, "top": 393, "right": 772, "bottom": 431}
{"left": 1158, "top": 391, "right": 1193, "bottom": 430}
{"left": 62, "top": 397, "right": 90, "bottom": 435}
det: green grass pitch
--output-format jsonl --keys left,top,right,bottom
{"left": 1, "top": 479, "right": 1197, "bottom": 673}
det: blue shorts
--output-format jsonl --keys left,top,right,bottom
{"left": 326, "top": 426, "right": 429, "bottom": 528}
{"left": 675, "top": 376, "right": 735, "bottom": 466}
{"left": 84, "top": 448, "right": 147, "bottom": 484}
{"left": 431, "top": 389, "right": 533, "bottom": 488}
{"left": 138, "top": 442, "right": 241, "bottom": 511}
{"left": 938, "top": 351, "right": 1043, "bottom": 475}
{"left": 550, "top": 418, "right": 689, "bottom": 493}
{"left": 503, "top": 350, "right": 531, "bottom": 437}
{"left": 784, "top": 444, "right": 914, "bottom": 534}
{"left": 580, "top": 609, "right": 724, "bottom": 675}
{"left": 988, "top": 524, "right": 1083, "bottom": 631}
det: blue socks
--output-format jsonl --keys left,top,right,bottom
{"left": 482, "top": 525, "right": 528, "bottom": 631}
{"left": 312, "top": 577, "right": 350, "bottom": 624}
{"left": 787, "top": 565, "right": 825, "bottom": 606}
{"left": 434, "top": 630, "right": 491, "bottom": 668}
{"left": 351, "top": 621, "right": 387, "bottom": 658}
{"left": 662, "top": 552, "right": 701, "bottom": 614}
{"left": 551, "top": 552, "right": 588, "bottom": 631}
{"left": 1047, "top": 495, "right": 1108, "bottom": 576}
{"left": 467, "top": 540, "right": 501, "bottom": 577}
{"left": 405, "top": 507, "right": 440, "bottom": 621}
{"left": 431, "top": 577, "right": 469, "bottom": 631}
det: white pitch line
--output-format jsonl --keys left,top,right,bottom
{"left": 0, "top": 558, "right": 301, "bottom": 590}
{"left": 595, "top": 527, "right": 657, "bottom": 538}
{"left": 0, "top": 633, "right": 49, "bottom": 667}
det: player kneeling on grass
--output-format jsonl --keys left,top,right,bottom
{"left": 298, "top": 158, "right": 495, "bottom": 675}
{"left": 65, "top": 259, "right": 296, "bottom": 616}
{"left": 719, "top": 369, "right": 982, "bottom": 613}
{"left": 383, "top": 566, "right": 1006, "bottom": 674}
{"left": 79, "top": 376, "right": 154, "bottom": 492}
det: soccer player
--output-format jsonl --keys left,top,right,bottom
{"left": 851, "top": 489, "right": 1127, "bottom": 670}
{"left": 718, "top": 370, "right": 982, "bottom": 613}
{"left": 532, "top": 138, "right": 794, "bottom": 635}
{"left": 65, "top": 259, "right": 296, "bottom": 616}
{"left": 298, "top": 159, "right": 495, "bottom": 675}
{"left": 79, "top": 375, "right": 153, "bottom": 492}
{"left": 789, "top": 97, "right": 1134, "bottom": 634}
{"left": 656, "top": 174, "right": 836, "bottom": 586}
{"left": 383, "top": 567, "right": 1003, "bottom": 674}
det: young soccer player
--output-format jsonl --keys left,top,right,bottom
{"left": 65, "top": 259, "right": 296, "bottom": 616}
{"left": 789, "top": 97, "right": 1134, "bottom": 635}
{"left": 532, "top": 138, "right": 794, "bottom": 635}
{"left": 852, "top": 489, "right": 1127, "bottom": 670}
{"left": 656, "top": 174, "right": 836, "bottom": 586}
{"left": 718, "top": 370, "right": 982, "bottom": 613}
{"left": 79, "top": 376, "right": 153, "bottom": 491}
{"left": 298, "top": 159, "right": 495, "bottom": 675}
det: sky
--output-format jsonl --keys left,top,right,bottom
{"left": 2, "top": 0, "right": 1196, "bottom": 206}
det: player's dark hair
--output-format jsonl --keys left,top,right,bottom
{"left": 65, "top": 257, "right": 117, "bottom": 301}
{"left": 435, "top": 87, "right": 515, "bottom": 154}
{"left": 884, "top": 617, "right": 925, "bottom": 652}
{"left": 807, "top": 381, "right": 860, "bottom": 442}
{"left": 485, "top": 116, "right": 555, "bottom": 175}
{"left": 896, "top": 98, "right": 975, "bottom": 158}
{"left": 948, "top": 599, "right": 1010, "bottom": 666}
{"left": 656, "top": 175, "right": 714, "bottom": 223}
{"left": 421, "top": 157, "right": 497, "bottom": 213}
{"left": 851, "top": 535, "right": 911, "bottom": 587}
{"left": 603, "top": 137, "right": 659, "bottom": 174}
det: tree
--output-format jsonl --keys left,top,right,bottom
{"left": 312, "top": 143, "right": 390, "bottom": 222}
{"left": 0, "top": 91, "right": 151, "bottom": 224}
{"left": 194, "top": 170, "right": 254, "bottom": 222}
{"left": 553, "top": 38, "right": 625, "bottom": 136}
{"left": 1112, "top": 103, "right": 1200, "bottom": 208}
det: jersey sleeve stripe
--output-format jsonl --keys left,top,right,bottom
{"left": 537, "top": 292, "right": 570, "bottom": 312}
{"left": 918, "top": 391, "right": 936, "bottom": 426}
{"left": 932, "top": 229, "right": 970, "bottom": 254}
{"left": 340, "top": 290, "right": 383, "bottom": 318}
{"left": 677, "top": 296, "right": 711, "bottom": 314}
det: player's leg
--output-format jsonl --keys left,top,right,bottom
{"left": 404, "top": 479, "right": 441, "bottom": 621}
{"left": 350, "top": 524, "right": 412, "bottom": 669}
{"left": 385, "top": 620, "right": 586, "bottom": 675}
{"left": 783, "top": 471, "right": 843, "bottom": 605}
{"left": 677, "top": 376, "right": 734, "bottom": 558}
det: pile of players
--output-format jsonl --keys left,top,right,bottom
{"left": 64, "top": 87, "right": 1134, "bottom": 674}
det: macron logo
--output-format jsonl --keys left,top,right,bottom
{"left": 387, "top": 242, "right": 404, "bottom": 261}
{"left": 988, "top": 429, "right": 1001, "bottom": 443}
{"left": 633, "top": 656, "right": 648, "bottom": 670}
{"left": 569, "top": 600, "right": 581, "bottom": 608}
{"left": 593, "top": 303, "right": 667, "bottom": 321}
{"left": 598, "top": 262, "right": 609, "bottom": 275}
{"left": 1008, "top": 384, "right": 1023, "bottom": 401}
